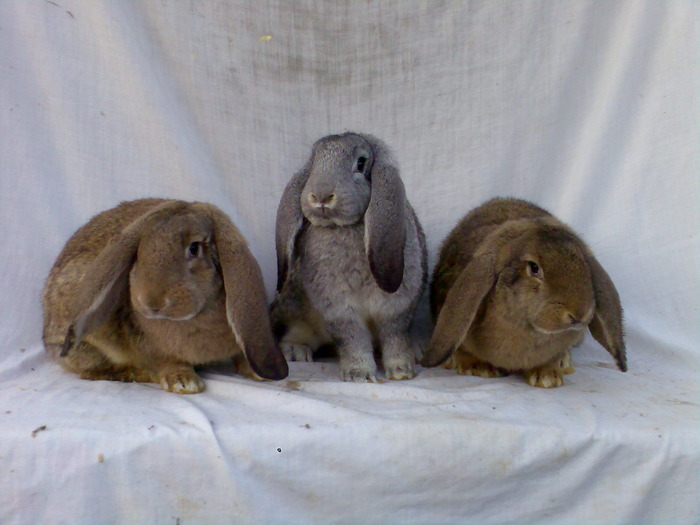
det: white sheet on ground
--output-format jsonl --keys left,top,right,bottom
{"left": 0, "top": 1, "right": 698, "bottom": 523}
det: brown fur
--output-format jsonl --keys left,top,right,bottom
{"left": 42, "top": 199, "right": 288, "bottom": 393}
{"left": 421, "top": 197, "right": 626, "bottom": 388}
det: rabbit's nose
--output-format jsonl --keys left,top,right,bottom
{"left": 566, "top": 313, "right": 581, "bottom": 325}
{"left": 137, "top": 295, "right": 171, "bottom": 318}
{"left": 309, "top": 192, "right": 337, "bottom": 208}
{"left": 565, "top": 305, "right": 593, "bottom": 327}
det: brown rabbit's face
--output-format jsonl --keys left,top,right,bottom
{"left": 301, "top": 135, "right": 372, "bottom": 227}
{"left": 499, "top": 230, "right": 595, "bottom": 334}
{"left": 129, "top": 213, "right": 222, "bottom": 321}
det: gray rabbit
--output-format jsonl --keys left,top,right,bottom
{"left": 271, "top": 132, "right": 427, "bottom": 382}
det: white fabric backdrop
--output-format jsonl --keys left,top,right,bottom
{"left": 1, "top": 1, "right": 698, "bottom": 523}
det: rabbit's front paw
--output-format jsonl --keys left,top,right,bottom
{"left": 459, "top": 362, "right": 507, "bottom": 378}
{"left": 341, "top": 368, "right": 378, "bottom": 383}
{"left": 384, "top": 361, "right": 416, "bottom": 381}
{"left": 445, "top": 351, "right": 506, "bottom": 378}
{"left": 282, "top": 343, "right": 314, "bottom": 362}
{"left": 158, "top": 365, "right": 205, "bottom": 394}
{"left": 559, "top": 350, "right": 575, "bottom": 375}
{"left": 524, "top": 366, "right": 565, "bottom": 388}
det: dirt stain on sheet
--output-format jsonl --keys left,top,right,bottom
{"left": 284, "top": 380, "right": 302, "bottom": 392}
{"left": 31, "top": 425, "right": 47, "bottom": 438}
{"left": 669, "top": 399, "right": 697, "bottom": 406}
{"left": 496, "top": 459, "right": 511, "bottom": 477}
{"left": 176, "top": 495, "right": 201, "bottom": 515}
{"left": 44, "top": 0, "right": 74, "bottom": 18}
{"left": 595, "top": 362, "right": 617, "bottom": 370}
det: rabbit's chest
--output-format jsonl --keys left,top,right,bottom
{"left": 139, "top": 299, "right": 239, "bottom": 363}
{"left": 468, "top": 309, "right": 584, "bottom": 370}
{"left": 300, "top": 224, "right": 376, "bottom": 291}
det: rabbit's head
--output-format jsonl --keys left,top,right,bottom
{"left": 276, "top": 132, "right": 407, "bottom": 293}
{"left": 300, "top": 134, "right": 373, "bottom": 227}
{"left": 492, "top": 223, "right": 596, "bottom": 335}
{"left": 129, "top": 210, "right": 221, "bottom": 321}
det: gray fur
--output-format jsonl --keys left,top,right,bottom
{"left": 271, "top": 133, "right": 427, "bottom": 382}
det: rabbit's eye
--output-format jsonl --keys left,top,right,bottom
{"left": 527, "top": 261, "right": 542, "bottom": 278}
{"left": 354, "top": 156, "right": 368, "bottom": 178}
{"left": 187, "top": 241, "right": 202, "bottom": 259}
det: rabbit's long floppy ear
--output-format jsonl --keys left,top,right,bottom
{"left": 196, "top": 204, "right": 289, "bottom": 381}
{"left": 420, "top": 253, "right": 497, "bottom": 368}
{"left": 61, "top": 201, "right": 182, "bottom": 357}
{"left": 364, "top": 147, "right": 407, "bottom": 294}
{"left": 586, "top": 253, "right": 627, "bottom": 372}
{"left": 275, "top": 162, "right": 311, "bottom": 292}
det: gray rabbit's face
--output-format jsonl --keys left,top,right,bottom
{"left": 300, "top": 136, "right": 372, "bottom": 227}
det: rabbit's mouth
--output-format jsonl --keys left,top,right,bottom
{"left": 140, "top": 310, "right": 198, "bottom": 322}
{"left": 304, "top": 208, "right": 361, "bottom": 227}
{"left": 302, "top": 189, "right": 365, "bottom": 227}
{"left": 305, "top": 206, "right": 335, "bottom": 226}
{"left": 531, "top": 322, "right": 587, "bottom": 335}
{"left": 531, "top": 315, "right": 591, "bottom": 335}
{"left": 530, "top": 302, "right": 595, "bottom": 334}
{"left": 132, "top": 294, "right": 205, "bottom": 322}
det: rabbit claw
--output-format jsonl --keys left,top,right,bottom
{"left": 459, "top": 362, "right": 507, "bottom": 378}
{"left": 445, "top": 352, "right": 506, "bottom": 378}
{"left": 342, "top": 369, "right": 378, "bottom": 383}
{"left": 158, "top": 366, "right": 205, "bottom": 394}
{"left": 524, "top": 366, "right": 565, "bottom": 388}
{"left": 385, "top": 362, "right": 416, "bottom": 381}
{"left": 281, "top": 343, "right": 314, "bottom": 362}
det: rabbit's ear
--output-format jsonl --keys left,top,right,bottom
{"left": 365, "top": 156, "right": 407, "bottom": 293}
{"left": 275, "top": 163, "right": 310, "bottom": 292}
{"left": 62, "top": 201, "right": 180, "bottom": 356}
{"left": 586, "top": 254, "right": 627, "bottom": 372}
{"left": 198, "top": 204, "right": 289, "bottom": 381}
{"left": 420, "top": 253, "right": 497, "bottom": 367}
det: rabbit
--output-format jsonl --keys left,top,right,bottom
{"left": 420, "top": 197, "right": 626, "bottom": 388}
{"left": 42, "top": 198, "right": 288, "bottom": 394}
{"left": 270, "top": 132, "right": 428, "bottom": 383}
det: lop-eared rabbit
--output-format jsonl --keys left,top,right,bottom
{"left": 43, "top": 199, "right": 288, "bottom": 393}
{"left": 421, "top": 197, "right": 626, "bottom": 388}
{"left": 271, "top": 132, "right": 427, "bottom": 382}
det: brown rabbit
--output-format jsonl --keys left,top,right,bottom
{"left": 421, "top": 197, "right": 626, "bottom": 388}
{"left": 42, "top": 199, "right": 288, "bottom": 393}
